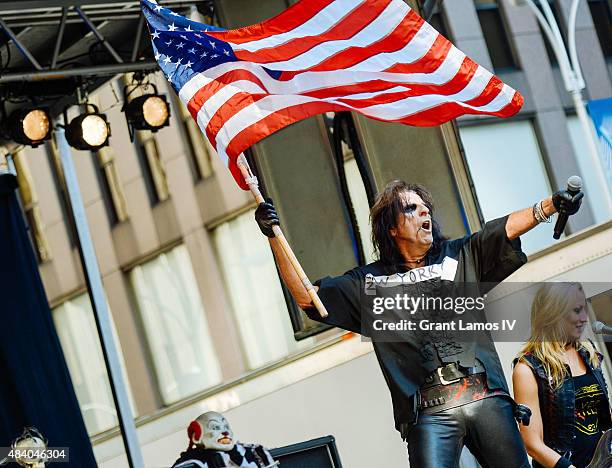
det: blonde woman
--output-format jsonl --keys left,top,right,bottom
{"left": 513, "top": 283, "right": 611, "bottom": 468}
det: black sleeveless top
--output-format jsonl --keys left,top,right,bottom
{"left": 571, "top": 371, "right": 608, "bottom": 468}
{"left": 520, "top": 347, "right": 611, "bottom": 468}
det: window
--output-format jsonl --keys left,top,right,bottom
{"left": 344, "top": 157, "right": 376, "bottom": 264}
{"left": 46, "top": 137, "right": 77, "bottom": 248}
{"left": 588, "top": 0, "right": 612, "bottom": 58}
{"left": 427, "top": 3, "right": 451, "bottom": 40}
{"left": 84, "top": 94, "right": 130, "bottom": 223}
{"left": 53, "top": 294, "right": 133, "bottom": 435}
{"left": 212, "top": 210, "right": 313, "bottom": 369}
{"left": 135, "top": 133, "right": 170, "bottom": 204}
{"left": 122, "top": 75, "right": 170, "bottom": 204}
{"left": 94, "top": 146, "right": 129, "bottom": 224}
{"left": 475, "top": 0, "right": 517, "bottom": 70}
{"left": 173, "top": 94, "right": 214, "bottom": 181}
{"left": 11, "top": 149, "right": 52, "bottom": 263}
{"left": 566, "top": 115, "right": 612, "bottom": 225}
{"left": 130, "top": 245, "right": 221, "bottom": 404}
{"left": 327, "top": 112, "right": 377, "bottom": 266}
{"left": 85, "top": 94, "right": 129, "bottom": 223}
{"left": 589, "top": 288, "right": 612, "bottom": 362}
{"left": 459, "top": 121, "right": 555, "bottom": 254}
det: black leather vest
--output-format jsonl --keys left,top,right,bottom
{"left": 520, "top": 346, "right": 611, "bottom": 458}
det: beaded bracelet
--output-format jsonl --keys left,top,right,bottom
{"left": 532, "top": 200, "right": 552, "bottom": 223}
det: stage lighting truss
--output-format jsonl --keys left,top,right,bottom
{"left": 123, "top": 82, "right": 171, "bottom": 141}
{"left": 63, "top": 103, "right": 111, "bottom": 151}
{"left": 6, "top": 107, "right": 52, "bottom": 148}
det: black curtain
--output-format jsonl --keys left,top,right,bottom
{"left": 0, "top": 174, "right": 97, "bottom": 467}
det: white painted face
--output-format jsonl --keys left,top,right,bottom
{"left": 189, "top": 411, "right": 235, "bottom": 451}
{"left": 390, "top": 191, "right": 433, "bottom": 249}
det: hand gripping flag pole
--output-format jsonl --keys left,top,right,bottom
{"left": 236, "top": 154, "right": 328, "bottom": 318}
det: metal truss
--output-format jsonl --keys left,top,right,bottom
{"left": 0, "top": 0, "right": 435, "bottom": 86}
{"left": 0, "top": 1, "right": 212, "bottom": 84}
{"left": 0, "top": 1, "right": 214, "bottom": 27}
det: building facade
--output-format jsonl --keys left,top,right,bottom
{"left": 2, "top": 0, "right": 611, "bottom": 466}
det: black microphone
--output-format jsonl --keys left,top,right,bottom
{"left": 592, "top": 321, "right": 612, "bottom": 335}
{"left": 553, "top": 175, "right": 582, "bottom": 240}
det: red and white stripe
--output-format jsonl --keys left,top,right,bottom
{"left": 178, "top": 0, "right": 523, "bottom": 189}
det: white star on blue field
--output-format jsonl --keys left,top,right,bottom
{"left": 141, "top": 0, "right": 282, "bottom": 93}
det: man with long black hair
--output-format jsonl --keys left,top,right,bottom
{"left": 255, "top": 180, "right": 582, "bottom": 467}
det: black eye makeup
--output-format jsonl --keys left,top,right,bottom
{"left": 403, "top": 203, "right": 417, "bottom": 214}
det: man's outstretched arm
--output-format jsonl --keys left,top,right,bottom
{"left": 505, "top": 189, "right": 583, "bottom": 240}
{"left": 255, "top": 201, "right": 315, "bottom": 309}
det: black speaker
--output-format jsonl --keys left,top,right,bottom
{"left": 269, "top": 436, "right": 343, "bottom": 468}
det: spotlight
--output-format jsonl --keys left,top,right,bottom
{"left": 123, "top": 83, "right": 170, "bottom": 140}
{"left": 64, "top": 104, "right": 111, "bottom": 151}
{"left": 126, "top": 94, "right": 170, "bottom": 130}
{"left": 8, "top": 107, "right": 52, "bottom": 148}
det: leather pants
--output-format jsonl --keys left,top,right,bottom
{"left": 406, "top": 396, "right": 530, "bottom": 468}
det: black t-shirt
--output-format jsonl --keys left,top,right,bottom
{"left": 571, "top": 372, "right": 609, "bottom": 468}
{"left": 304, "top": 216, "right": 527, "bottom": 433}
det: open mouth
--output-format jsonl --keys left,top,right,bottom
{"left": 420, "top": 220, "right": 431, "bottom": 232}
{"left": 217, "top": 437, "right": 232, "bottom": 445}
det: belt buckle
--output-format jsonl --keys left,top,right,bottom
{"left": 437, "top": 366, "right": 460, "bottom": 385}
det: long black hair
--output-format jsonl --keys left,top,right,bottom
{"left": 370, "top": 180, "right": 446, "bottom": 268}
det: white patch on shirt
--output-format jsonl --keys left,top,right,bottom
{"left": 364, "top": 257, "right": 458, "bottom": 294}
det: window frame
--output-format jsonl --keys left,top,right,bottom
{"left": 171, "top": 92, "right": 214, "bottom": 182}
{"left": 457, "top": 117, "right": 563, "bottom": 254}
{"left": 329, "top": 112, "right": 376, "bottom": 268}
{"left": 51, "top": 290, "right": 136, "bottom": 436}
{"left": 11, "top": 149, "right": 52, "bottom": 263}
{"left": 230, "top": 150, "right": 337, "bottom": 341}
{"left": 474, "top": 0, "right": 519, "bottom": 71}
{"left": 133, "top": 131, "right": 170, "bottom": 205}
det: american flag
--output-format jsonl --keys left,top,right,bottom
{"left": 142, "top": 0, "right": 524, "bottom": 189}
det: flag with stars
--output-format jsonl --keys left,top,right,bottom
{"left": 142, "top": 0, "right": 523, "bottom": 190}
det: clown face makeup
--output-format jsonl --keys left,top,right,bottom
{"left": 189, "top": 411, "right": 235, "bottom": 451}
{"left": 390, "top": 191, "right": 433, "bottom": 249}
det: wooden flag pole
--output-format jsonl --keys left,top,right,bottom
{"left": 236, "top": 154, "right": 328, "bottom": 318}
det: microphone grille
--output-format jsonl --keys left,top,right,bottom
{"left": 568, "top": 175, "right": 582, "bottom": 190}
{"left": 592, "top": 321, "right": 605, "bottom": 333}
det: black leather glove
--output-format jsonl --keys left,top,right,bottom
{"left": 552, "top": 189, "right": 584, "bottom": 216}
{"left": 514, "top": 403, "right": 531, "bottom": 426}
{"left": 553, "top": 456, "right": 573, "bottom": 468}
{"left": 254, "top": 198, "right": 279, "bottom": 238}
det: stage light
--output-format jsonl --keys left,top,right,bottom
{"left": 64, "top": 104, "right": 111, "bottom": 151}
{"left": 125, "top": 93, "right": 170, "bottom": 131}
{"left": 123, "top": 83, "right": 170, "bottom": 139}
{"left": 8, "top": 108, "right": 51, "bottom": 148}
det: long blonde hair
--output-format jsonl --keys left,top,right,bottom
{"left": 516, "top": 282, "right": 598, "bottom": 389}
